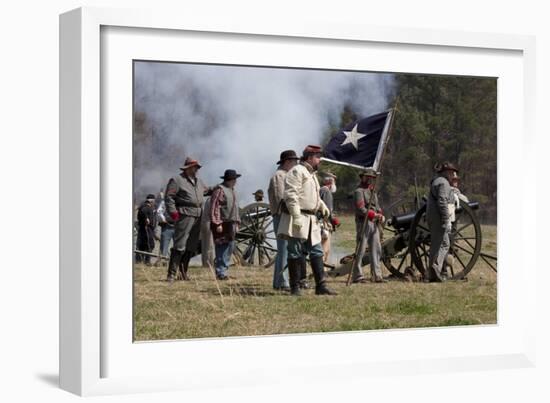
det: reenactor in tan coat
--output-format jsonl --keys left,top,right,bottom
{"left": 277, "top": 145, "right": 336, "bottom": 296}
{"left": 319, "top": 172, "right": 339, "bottom": 264}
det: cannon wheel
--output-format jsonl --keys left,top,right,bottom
{"left": 409, "top": 200, "right": 482, "bottom": 280}
{"left": 381, "top": 198, "right": 417, "bottom": 279}
{"left": 382, "top": 244, "right": 414, "bottom": 279}
{"left": 233, "top": 202, "right": 277, "bottom": 267}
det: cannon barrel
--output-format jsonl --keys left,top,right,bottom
{"left": 389, "top": 212, "right": 416, "bottom": 230}
{"left": 457, "top": 201, "right": 479, "bottom": 211}
{"left": 388, "top": 201, "right": 479, "bottom": 230}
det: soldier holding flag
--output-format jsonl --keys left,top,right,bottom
{"left": 322, "top": 107, "right": 396, "bottom": 286}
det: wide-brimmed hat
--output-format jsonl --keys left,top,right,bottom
{"left": 276, "top": 150, "right": 300, "bottom": 165}
{"left": 252, "top": 189, "right": 264, "bottom": 196}
{"left": 220, "top": 169, "right": 242, "bottom": 181}
{"left": 435, "top": 162, "right": 459, "bottom": 173}
{"left": 359, "top": 168, "right": 379, "bottom": 178}
{"left": 302, "top": 144, "right": 322, "bottom": 157}
{"left": 180, "top": 157, "right": 202, "bottom": 170}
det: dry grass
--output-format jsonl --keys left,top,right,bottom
{"left": 134, "top": 215, "right": 497, "bottom": 341}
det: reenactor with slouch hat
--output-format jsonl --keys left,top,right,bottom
{"left": 252, "top": 189, "right": 265, "bottom": 202}
{"left": 165, "top": 157, "right": 211, "bottom": 283}
{"left": 268, "top": 149, "right": 300, "bottom": 291}
{"left": 426, "top": 162, "right": 459, "bottom": 282}
{"left": 277, "top": 145, "right": 336, "bottom": 296}
{"left": 209, "top": 169, "right": 242, "bottom": 280}
{"left": 351, "top": 169, "right": 385, "bottom": 283}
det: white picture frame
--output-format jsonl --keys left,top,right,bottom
{"left": 60, "top": 7, "right": 537, "bottom": 396}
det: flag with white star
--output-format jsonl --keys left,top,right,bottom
{"left": 323, "top": 109, "right": 393, "bottom": 171}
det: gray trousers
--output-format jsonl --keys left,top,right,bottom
{"left": 428, "top": 224, "right": 451, "bottom": 280}
{"left": 352, "top": 219, "right": 382, "bottom": 280}
{"left": 173, "top": 215, "right": 201, "bottom": 253}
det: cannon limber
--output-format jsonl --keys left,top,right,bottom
{"left": 330, "top": 198, "right": 496, "bottom": 280}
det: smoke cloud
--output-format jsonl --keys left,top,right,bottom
{"left": 133, "top": 61, "right": 394, "bottom": 205}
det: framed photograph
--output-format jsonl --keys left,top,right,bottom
{"left": 60, "top": 7, "right": 536, "bottom": 396}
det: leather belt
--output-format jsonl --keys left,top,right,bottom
{"left": 280, "top": 202, "right": 316, "bottom": 216}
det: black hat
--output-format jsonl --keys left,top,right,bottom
{"left": 276, "top": 150, "right": 300, "bottom": 165}
{"left": 146, "top": 194, "right": 156, "bottom": 200}
{"left": 220, "top": 169, "right": 242, "bottom": 181}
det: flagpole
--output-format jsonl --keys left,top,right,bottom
{"left": 345, "top": 98, "right": 399, "bottom": 286}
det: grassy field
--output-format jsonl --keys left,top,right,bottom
{"left": 134, "top": 215, "right": 497, "bottom": 341}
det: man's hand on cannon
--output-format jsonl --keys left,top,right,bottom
{"left": 442, "top": 221, "right": 452, "bottom": 232}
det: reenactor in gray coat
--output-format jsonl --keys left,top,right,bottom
{"left": 165, "top": 157, "right": 210, "bottom": 283}
{"left": 351, "top": 169, "right": 386, "bottom": 283}
{"left": 268, "top": 150, "right": 300, "bottom": 291}
{"left": 425, "top": 162, "right": 459, "bottom": 282}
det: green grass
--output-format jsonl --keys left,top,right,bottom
{"left": 134, "top": 214, "right": 497, "bottom": 341}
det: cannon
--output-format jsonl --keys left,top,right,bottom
{"left": 233, "top": 202, "right": 277, "bottom": 266}
{"left": 331, "top": 198, "right": 492, "bottom": 280}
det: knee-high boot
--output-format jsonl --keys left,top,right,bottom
{"left": 287, "top": 258, "right": 302, "bottom": 296}
{"left": 298, "top": 256, "right": 310, "bottom": 289}
{"left": 310, "top": 255, "right": 337, "bottom": 295}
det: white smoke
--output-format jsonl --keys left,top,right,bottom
{"left": 134, "top": 61, "right": 394, "bottom": 205}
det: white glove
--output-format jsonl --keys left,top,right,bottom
{"left": 292, "top": 215, "right": 303, "bottom": 231}
{"left": 319, "top": 203, "right": 330, "bottom": 219}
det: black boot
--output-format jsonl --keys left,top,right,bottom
{"left": 167, "top": 248, "right": 183, "bottom": 283}
{"left": 298, "top": 257, "right": 310, "bottom": 289}
{"left": 287, "top": 258, "right": 302, "bottom": 296}
{"left": 179, "top": 251, "right": 192, "bottom": 281}
{"left": 310, "top": 255, "right": 337, "bottom": 295}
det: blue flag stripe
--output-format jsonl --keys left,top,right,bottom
{"left": 323, "top": 109, "right": 392, "bottom": 170}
